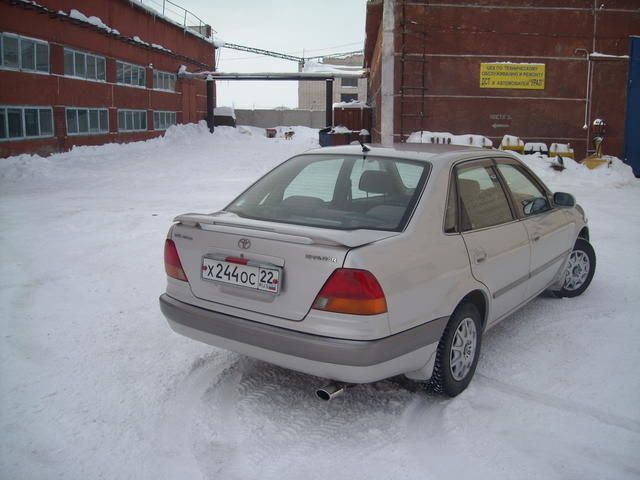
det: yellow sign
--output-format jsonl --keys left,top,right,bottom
{"left": 480, "top": 63, "right": 545, "bottom": 90}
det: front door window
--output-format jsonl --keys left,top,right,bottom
{"left": 457, "top": 165, "right": 514, "bottom": 230}
{"left": 496, "top": 163, "right": 550, "bottom": 217}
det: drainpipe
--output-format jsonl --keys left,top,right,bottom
{"left": 381, "top": 0, "right": 395, "bottom": 146}
{"left": 575, "top": 48, "right": 591, "bottom": 136}
{"left": 325, "top": 79, "right": 334, "bottom": 127}
{"left": 206, "top": 74, "right": 215, "bottom": 133}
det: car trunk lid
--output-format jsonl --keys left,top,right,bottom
{"left": 171, "top": 212, "right": 398, "bottom": 321}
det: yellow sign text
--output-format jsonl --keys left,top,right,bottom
{"left": 480, "top": 63, "right": 546, "bottom": 90}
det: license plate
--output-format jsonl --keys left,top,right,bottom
{"left": 201, "top": 257, "right": 281, "bottom": 294}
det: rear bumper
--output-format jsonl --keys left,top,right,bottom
{"left": 159, "top": 294, "right": 447, "bottom": 383}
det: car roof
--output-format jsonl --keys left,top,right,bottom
{"left": 305, "top": 143, "right": 518, "bottom": 174}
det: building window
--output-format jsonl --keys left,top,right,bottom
{"left": 153, "top": 111, "right": 177, "bottom": 130}
{"left": 66, "top": 108, "right": 109, "bottom": 135}
{"left": 116, "top": 61, "right": 146, "bottom": 88}
{"left": 0, "top": 32, "right": 49, "bottom": 73}
{"left": 64, "top": 48, "right": 106, "bottom": 81}
{"left": 153, "top": 70, "right": 176, "bottom": 92}
{"left": 118, "top": 109, "right": 147, "bottom": 132}
{"left": 0, "top": 106, "right": 53, "bottom": 141}
{"left": 340, "top": 93, "right": 359, "bottom": 103}
{"left": 341, "top": 77, "right": 358, "bottom": 88}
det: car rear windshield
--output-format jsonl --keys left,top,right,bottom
{"left": 225, "top": 154, "right": 431, "bottom": 231}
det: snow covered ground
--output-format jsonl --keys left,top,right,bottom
{"left": 1, "top": 123, "right": 639, "bottom": 479}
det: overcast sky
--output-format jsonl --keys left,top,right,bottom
{"left": 180, "top": 0, "right": 367, "bottom": 109}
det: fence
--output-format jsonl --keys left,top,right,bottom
{"left": 234, "top": 109, "right": 327, "bottom": 129}
{"left": 131, "top": 0, "right": 212, "bottom": 38}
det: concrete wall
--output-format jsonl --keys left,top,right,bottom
{"left": 235, "top": 109, "right": 326, "bottom": 129}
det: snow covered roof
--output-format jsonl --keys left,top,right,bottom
{"left": 214, "top": 107, "right": 236, "bottom": 119}
{"left": 333, "top": 101, "right": 369, "bottom": 109}
{"left": 67, "top": 8, "right": 120, "bottom": 35}
{"left": 302, "top": 60, "right": 365, "bottom": 77}
{"left": 17, "top": 1, "right": 213, "bottom": 67}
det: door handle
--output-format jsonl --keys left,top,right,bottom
{"left": 474, "top": 250, "right": 487, "bottom": 264}
{"left": 531, "top": 234, "right": 541, "bottom": 242}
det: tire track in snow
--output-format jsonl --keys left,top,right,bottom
{"left": 398, "top": 393, "right": 496, "bottom": 479}
{"left": 196, "top": 360, "right": 415, "bottom": 480}
{"left": 153, "top": 351, "right": 239, "bottom": 480}
{"left": 477, "top": 373, "right": 640, "bottom": 434}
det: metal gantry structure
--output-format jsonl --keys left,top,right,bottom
{"left": 190, "top": 43, "right": 366, "bottom": 133}
{"left": 222, "top": 43, "right": 363, "bottom": 67}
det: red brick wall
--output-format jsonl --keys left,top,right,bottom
{"left": 0, "top": 0, "right": 215, "bottom": 158}
{"left": 364, "top": 0, "right": 639, "bottom": 158}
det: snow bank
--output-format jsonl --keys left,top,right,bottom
{"left": 0, "top": 122, "right": 319, "bottom": 184}
{"left": 518, "top": 153, "right": 634, "bottom": 189}
{"left": 0, "top": 153, "right": 56, "bottom": 183}
{"left": 403, "top": 130, "right": 634, "bottom": 189}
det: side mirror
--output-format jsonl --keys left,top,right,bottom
{"left": 553, "top": 192, "right": 576, "bottom": 207}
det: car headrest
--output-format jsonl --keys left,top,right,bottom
{"left": 282, "top": 195, "right": 325, "bottom": 212}
{"left": 359, "top": 170, "right": 396, "bottom": 195}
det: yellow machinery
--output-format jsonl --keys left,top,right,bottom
{"left": 499, "top": 135, "right": 525, "bottom": 153}
{"left": 582, "top": 119, "right": 611, "bottom": 169}
{"left": 549, "top": 143, "right": 575, "bottom": 159}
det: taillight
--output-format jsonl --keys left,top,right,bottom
{"left": 312, "top": 269, "right": 387, "bottom": 315}
{"left": 164, "top": 239, "right": 188, "bottom": 281}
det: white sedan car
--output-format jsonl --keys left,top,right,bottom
{"left": 160, "top": 144, "right": 595, "bottom": 399}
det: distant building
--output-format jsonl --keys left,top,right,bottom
{"left": 298, "top": 54, "right": 367, "bottom": 110}
{"left": 0, "top": 0, "right": 217, "bottom": 158}
{"left": 364, "top": 0, "right": 639, "bottom": 159}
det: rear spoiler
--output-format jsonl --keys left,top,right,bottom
{"left": 173, "top": 213, "right": 398, "bottom": 248}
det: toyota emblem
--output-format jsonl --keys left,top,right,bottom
{"left": 238, "top": 238, "right": 251, "bottom": 250}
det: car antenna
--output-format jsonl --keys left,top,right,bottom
{"left": 358, "top": 138, "right": 370, "bottom": 155}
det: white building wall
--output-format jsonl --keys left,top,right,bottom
{"left": 298, "top": 54, "right": 367, "bottom": 110}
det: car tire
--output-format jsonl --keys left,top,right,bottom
{"left": 429, "top": 302, "right": 482, "bottom": 397}
{"left": 552, "top": 238, "right": 596, "bottom": 298}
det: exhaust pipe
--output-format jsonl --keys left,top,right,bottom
{"left": 316, "top": 382, "right": 352, "bottom": 401}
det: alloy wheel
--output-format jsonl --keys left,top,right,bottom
{"left": 449, "top": 317, "right": 477, "bottom": 381}
{"left": 564, "top": 250, "right": 591, "bottom": 291}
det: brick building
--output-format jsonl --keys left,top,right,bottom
{"left": 0, "top": 0, "right": 217, "bottom": 158}
{"left": 364, "top": 0, "right": 639, "bottom": 159}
